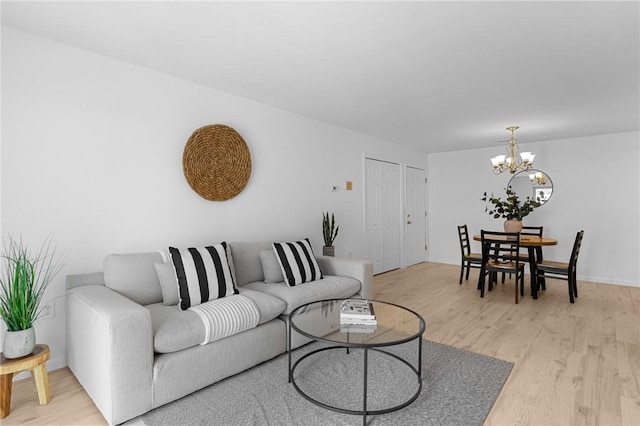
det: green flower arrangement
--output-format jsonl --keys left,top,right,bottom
{"left": 481, "top": 186, "right": 541, "bottom": 221}
{"left": 0, "top": 235, "right": 64, "bottom": 331}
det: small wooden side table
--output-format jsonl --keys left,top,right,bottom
{"left": 0, "top": 344, "right": 51, "bottom": 418}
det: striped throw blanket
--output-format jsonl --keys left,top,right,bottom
{"left": 189, "top": 295, "right": 260, "bottom": 345}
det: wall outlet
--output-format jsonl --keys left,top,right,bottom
{"left": 40, "top": 300, "right": 55, "bottom": 320}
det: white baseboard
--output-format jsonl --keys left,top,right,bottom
{"left": 427, "top": 258, "right": 639, "bottom": 288}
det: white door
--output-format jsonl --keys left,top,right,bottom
{"left": 382, "top": 162, "right": 401, "bottom": 272}
{"left": 405, "top": 166, "right": 427, "bottom": 266}
{"left": 365, "top": 158, "right": 401, "bottom": 274}
{"left": 365, "top": 160, "right": 384, "bottom": 274}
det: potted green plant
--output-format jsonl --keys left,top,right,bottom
{"left": 322, "top": 212, "right": 339, "bottom": 256}
{"left": 0, "top": 235, "right": 64, "bottom": 358}
{"left": 481, "top": 186, "right": 541, "bottom": 232}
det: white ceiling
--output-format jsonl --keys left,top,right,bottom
{"left": 2, "top": 1, "right": 639, "bottom": 153}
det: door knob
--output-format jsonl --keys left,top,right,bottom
{"left": 407, "top": 220, "right": 412, "bottom": 224}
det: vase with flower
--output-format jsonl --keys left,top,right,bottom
{"left": 481, "top": 186, "right": 541, "bottom": 232}
{"left": 0, "top": 235, "right": 64, "bottom": 358}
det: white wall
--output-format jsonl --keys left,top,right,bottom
{"left": 428, "top": 131, "right": 640, "bottom": 287}
{"left": 0, "top": 28, "right": 427, "bottom": 371}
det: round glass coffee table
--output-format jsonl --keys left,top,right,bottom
{"left": 288, "top": 299, "right": 425, "bottom": 426}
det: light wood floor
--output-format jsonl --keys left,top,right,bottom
{"left": 3, "top": 262, "right": 639, "bottom": 425}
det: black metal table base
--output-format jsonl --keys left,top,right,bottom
{"left": 288, "top": 341, "right": 423, "bottom": 426}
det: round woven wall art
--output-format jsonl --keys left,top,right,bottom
{"left": 183, "top": 124, "right": 252, "bottom": 201}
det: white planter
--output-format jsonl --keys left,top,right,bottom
{"left": 322, "top": 246, "right": 335, "bottom": 257}
{"left": 3, "top": 327, "right": 36, "bottom": 359}
{"left": 503, "top": 219, "right": 523, "bottom": 233}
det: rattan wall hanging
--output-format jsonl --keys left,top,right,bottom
{"left": 183, "top": 124, "right": 252, "bottom": 201}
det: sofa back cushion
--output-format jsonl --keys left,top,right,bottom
{"left": 104, "top": 252, "right": 164, "bottom": 305}
{"left": 229, "top": 241, "right": 273, "bottom": 286}
{"left": 259, "top": 250, "right": 285, "bottom": 283}
{"left": 154, "top": 261, "right": 179, "bottom": 305}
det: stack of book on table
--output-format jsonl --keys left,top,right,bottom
{"left": 340, "top": 299, "right": 377, "bottom": 333}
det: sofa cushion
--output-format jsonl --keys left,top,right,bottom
{"left": 104, "top": 252, "right": 164, "bottom": 305}
{"left": 148, "top": 303, "right": 204, "bottom": 354}
{"left": 154, "top": 262, "right": 179, "bottom": 306}
{"left": 260, "top": 250, "right": 285, "bottom": 283}
{"left": 240, "top": 289, "right": 287, "bottom": 324}
{"left": 272, "top": 239, "right": 323, "bottom": 286}
{"left": 244, "top": 275, "right": 360, "bottom": 315}
{"left": 148, "top": 288, "right": 286, "bottom": 353}
{"left": 229, "top": 241, "right": 272, "bottom": 287}
{"left": 169, "top": 243, "right": 238, "bottom": 310}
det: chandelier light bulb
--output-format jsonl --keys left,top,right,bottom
{"left": 491, "top": 155, "right": 505, "bottom": 167}
{"left": 529, "top": 171, "right": 547, "bottom": 185}
{"left": 520, "top": 152, "right": 533, "bottom": 163}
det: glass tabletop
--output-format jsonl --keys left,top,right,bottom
{"left": 289, "top": 299, "right": 425, "bottom": 347}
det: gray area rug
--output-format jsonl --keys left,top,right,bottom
{"left": 140, "top": 340, "right": 512, "bottom": 426}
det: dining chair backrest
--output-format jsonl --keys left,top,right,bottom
{"left": 520, "top": 225, "right": 544, "bottom": 260}
{"left": 568, "top": 230, "right": 585, "bottom": 274}
{"left": 535, "top": 230, "right": 585, "bottom": 304}
{"left": 521, "top": 226, "right": 543, "bottom": 237}
{"left": 480, "top": 230, "right": 522, "bottom": 269}
{"left": 457, "top": 224, "right": 472, "bottom": 256}
{"left": 457, "top": 224, "right": 482, "bottom": 284}
{"left": 480, "top": 230, "right": 526, "bottom": 303}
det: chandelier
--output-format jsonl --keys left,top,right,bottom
{"left": 490, "top": 126, "right": 535, "bottom": 174}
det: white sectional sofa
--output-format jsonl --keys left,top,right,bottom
{"left": 65, "top": 240, "right": 373, "bottom": 425}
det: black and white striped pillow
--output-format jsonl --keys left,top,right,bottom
{"left": 272, "top": 239, "right": 323, "bottom": 286}
{"left": 169, "top": 242, "right": 238, "bottom": 310}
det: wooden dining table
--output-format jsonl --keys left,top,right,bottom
{"left": 473, "top": 234, "right": 558, "bottom": 299}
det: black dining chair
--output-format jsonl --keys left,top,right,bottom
{"left": 535, "top": 230, "right": 585, "bottom": 303}
{"left": 520, "top": 225, "right": 545, "bottom": 289}
{"left": 502, "top": 225, "right": 544, "bottom": 284}
{"left": 521, "top": 226, "right": 544, "bottom": 257}
{"left": 480, "top": 230, "right": 526, "bottom": 304}
{"left": 457, "top": 225, "right": 483, "bottom": 284}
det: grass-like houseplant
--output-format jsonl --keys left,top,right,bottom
{"left": 0, "top": 235, "right": 64, "bottom": 358}
{"left": 481, "top": 186, "right": 540, "bottom": 231}
{"left": 322, "top": 212, "right": 339, "bottom": 256}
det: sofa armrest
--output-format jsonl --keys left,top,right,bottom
{"left": 316, "top": 256, "right": 374, "bottom": 299}
{"left": 66, "top": 271, "right": 105, "bottom": 289}
{"left": 66, "top": 283, "right": 153, "bottom": 425}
